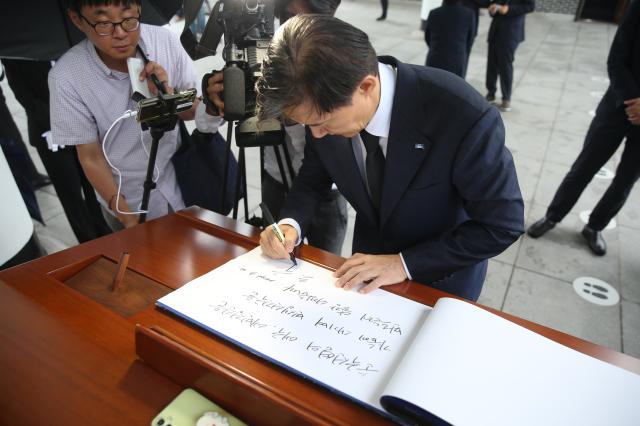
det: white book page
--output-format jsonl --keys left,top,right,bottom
{"left": 157, "top": 247, "right": 432, "bottom": 409}
{"left": 383, "top": 297, "right": 640, "bottom": 426}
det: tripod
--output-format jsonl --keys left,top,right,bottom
{"left": 138, "top": 115, "right": 178, "bottom": 224}
{"left": 221, "top": 118, "right": 295, "bottom": 223}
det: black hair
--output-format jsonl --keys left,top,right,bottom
{"left": 67, "top": 0, "right": 141, "bottom": 13}
{"left": 256, "top": 15, "right": 378, "bottom": 121}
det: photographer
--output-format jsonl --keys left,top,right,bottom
{"left": 49, "top": 0, "right": 200, "bottom": 229}
{"left": 202, "top": 0, "right": 347, "bottom": 255}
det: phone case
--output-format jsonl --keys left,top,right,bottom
{"left": 151, "top": 388, "right": 247, "bottom": 426}
{"left": 127, "top": 57, "right": 153, "bottom": 100}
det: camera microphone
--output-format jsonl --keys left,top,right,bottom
{"left": 223, "top": 64, "right": 247, "bottom": 121}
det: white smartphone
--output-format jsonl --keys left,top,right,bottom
{"left": 151, "top": 388, "right": 246, "bottom": 426}
{"left": 127, "top": 56, "right": 153, "bottom": 100}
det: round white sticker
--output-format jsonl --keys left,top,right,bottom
{"left": 573, "top": 277, "right": 619, "bottom": 306}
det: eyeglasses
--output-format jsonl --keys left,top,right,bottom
{"left": 79, "top": 13, "right": 141, "bottom": 36}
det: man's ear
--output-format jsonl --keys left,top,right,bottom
{"left": 68, "top": 10, "right": 84, "bottom": 32}
{"left": 358, "top": 74, "right": 378, "bottom": 97}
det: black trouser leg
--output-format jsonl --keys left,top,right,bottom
{"left": 588, "top": 127, "right": 640, "bottom": 231}
{"left": 547, "top": 91, "right": 629, "bottom": 223}
{"left": 380, "top": 0, "right": 388, "bottom": 17}
{"left": 485, "top": 41, "right": 498, "bottom": 96}
{"left": 496, "top": 42, "right": 516, "bottom": 101}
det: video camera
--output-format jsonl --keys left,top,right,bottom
{"left": 190, "top": 0, "right": 284, "bottom": 146}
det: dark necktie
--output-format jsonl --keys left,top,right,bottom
{"left": 360, "top": 129, "right": 385, "bottom": 210}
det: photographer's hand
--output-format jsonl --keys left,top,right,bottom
{"left": 139, "top": 61, "right": 174, "bottom": 95}
{"left": 206, "top": 71, "right": 225, "bottom": 117}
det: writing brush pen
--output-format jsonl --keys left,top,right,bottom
{"left": 260, "top": 202, "right": 297, "bottom": 267}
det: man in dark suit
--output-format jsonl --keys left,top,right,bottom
{"left": 485, "top": 0, "right": 535, "bottom": 111}
{"left": 425, "top": 0, "right": 477, "bottom": 78}
{"left": 256, "top": 15, "right": 524, "bottom": 301}
{"left": 527, "top": 0, "right": 640, "bottom": 256}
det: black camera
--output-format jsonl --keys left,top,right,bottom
{"left": 186, "top": 0, "right": 283, "bottom": 146}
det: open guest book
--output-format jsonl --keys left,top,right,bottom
{"left": 157, "top": 248, "right": 640, "bottom": 425}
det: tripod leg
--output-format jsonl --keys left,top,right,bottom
{"left": 242, "top": 149, "right": 249, "bottom": 222}
{"left": 139, "top": 130, "right": 161, "bottom": 223}
{"left": 273, "top": 145, "right": 289, "bottom": 191}
{"left": 233, "top": 147, "right": 244, "bottom": 220}
{"left": 221, "top": 123, "right": 233, "bottom": 213}
{"left": 281, "top": 141, "right": 296, "bottom": 185}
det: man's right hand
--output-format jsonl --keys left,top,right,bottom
{"left": 624, "top": 97, "right": 640, "bottom": 125}
{"left": 118, "top": 213, "right": 139, "bottom": 228}
{"left": 205, "top": 71, "right": 225, "bottom": 117}
{"left": 260, "top": 224, "right": 298, "bottom": 259}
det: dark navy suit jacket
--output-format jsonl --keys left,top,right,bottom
{"left": 425, "top": 4, "right": 476, "bottom": 77}
{"left": 461, "top": 0, "right": 491, "bottom": 38}
{"left": 607, "top": 0, "right": 640, "bottom": 107}
{"left": 280, "top": 57, "right": 524, "bottom": 301}
{"left": 488, "top": 0, "right": 535, "bottom": 46}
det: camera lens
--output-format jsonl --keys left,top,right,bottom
{"left": 245, "top": 0, "right": 258, "bottom": 11}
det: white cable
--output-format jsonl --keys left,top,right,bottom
{"left": 101, "top": 110, "right": 158, "bottom": 216}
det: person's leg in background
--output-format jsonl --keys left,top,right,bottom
{"left": 485, "top": 40, "right": 498, "bottom": 102}
{"left": 305, "top": 190, "right": 348, "bottom": 255}
{"left": 2, "top": 58, "right": 111, "bottom": 244}
{"left": 262, "top": 172, "right": 347, "bottom": 256}
{"left": 377, "top": 0, "right": 388, "bottom": 21}
{"left": 495, "top": 41, "right": 516, "bottom": 111}
{"left": 0, "top": 87, "right": 43, "bottom": 222}
{"left": 587, "top": 127, "right": 640, "bottom": 231}
{"left": 545, "top": 93, "right": 628, "bottom": 225}
{"left": 528, "top": 90, "right": 629, "bottom": 254}
{"left": 261, "top": 171, "right": 287, "bottom": 219}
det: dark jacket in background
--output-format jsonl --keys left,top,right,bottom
{"left": 488, "top": 0, "right": 535, "bottom": 46}
{"left": 461, "top": 0, "right": 490, "bottom": 38}
{"left": 607, "top": 0, "right": 640, "bottom": 107}
{"left": 425, "top": 3, "right": 476, "bottom": 78}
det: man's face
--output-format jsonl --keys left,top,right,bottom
{"left": 70, "top": 3, "right": 141, "bottom": 67}
{"left": 285, "top": 75, "right": 379, "bottom": 139}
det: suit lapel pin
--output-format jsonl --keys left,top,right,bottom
{"left": 414, "top": 143, "right": 425, "bottom": 150}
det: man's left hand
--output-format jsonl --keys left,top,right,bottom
{"left": 334, "top": 253, "right": 408, "bottom": 294}
{"left": 498, "top": 4, "right": 509, "bottom": 14}
{"left": 139, "top": 61, "right": 173, "bottom": 95}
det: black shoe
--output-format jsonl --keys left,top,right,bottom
{"left": 527, "top": 216, "right": 556, "bottom": 238}
{"left": 581, "top": 225, "right": 606, "bottom": 256}
{"left": 376, "top": 15, "right": 386, "bottom": 21}
{"left": 486, "top": 93, "right": 496, "bottom": 103}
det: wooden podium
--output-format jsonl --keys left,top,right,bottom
{"left": 1, "top": 207, "right": 638, "bottom": 425}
